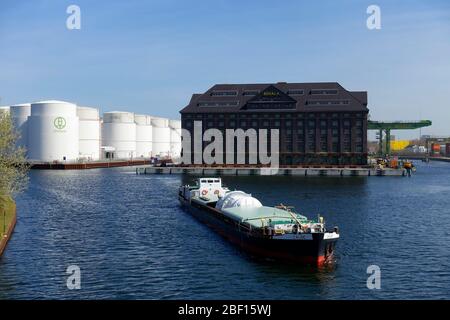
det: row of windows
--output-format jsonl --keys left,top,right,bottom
{"left": 184, "top": 112, "right": 365, "bottom": 119}
{"left": 184, "top": 119, "right": 364, "bottom": 128}
{"left": 210, "top": 91, "right": 238, "bottom": 96}
{"left": 197, "top": 101, "right": 239, "bottom": 107}
{"left": 245, "top": 103, "right": 296, "bottom": 110}
{"left": 207, "top": 89, "right": 339, "bottom": 97}
{"left": 286, "top": 90, "right": 304, "bottom": 95}
{"left": 310, "top": 89, "right": 339, "bottom": 95}
{"left": 306, "top": 100, "right": 349, "bottom": 106}
{"left": 243, "top": 90, "right": 259, "bottom": 96}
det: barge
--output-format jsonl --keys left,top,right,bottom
{"left": 178, "top": 178, "right": 339, "bottom": 265}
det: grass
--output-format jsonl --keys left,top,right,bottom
{"left": 0, "top": 195, "right": 15, "bottom": 238}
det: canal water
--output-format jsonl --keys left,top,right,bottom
{"left": 1, "top": 162, "right": 450, "bottom": 299}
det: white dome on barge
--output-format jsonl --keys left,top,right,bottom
{"left": 215, "top": 191, "right": 262, "bottom": 211}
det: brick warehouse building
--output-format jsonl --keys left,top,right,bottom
{"left": 180, "top": 82, "right": 369, "bottom": 166}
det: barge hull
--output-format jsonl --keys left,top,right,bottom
{"left": 179, "top": 197, "right": 337, "bottom": 266}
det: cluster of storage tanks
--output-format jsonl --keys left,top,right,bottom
{"left": 0, "top": 100, "right": 181, "bottom": 162}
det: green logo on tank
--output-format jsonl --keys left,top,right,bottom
{"left": 54, "top": 117, "right": 66, "bottom": 130}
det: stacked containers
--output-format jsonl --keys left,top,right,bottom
{"left": 151, "top": 117, "right": 171, "bottom": 157}
{"left": 27, "top": 100, "right": 79, "bottom": 161}
{"left": 10, "top": 103, "right": 31, "bottom": 150}
{"left": 102, "top": 111, "right": 136, "bottom": 159}
{"left": 77, "top": 106, "right": 101, "bottom": 160}
{"left": 135, "top": 114, "right": 153, "bottom": 158}
{"left": 169, "top": 119, "right": 182, "bottom": 159}
{"left": 431, "top": 143, "right": 441, "bottom": 157}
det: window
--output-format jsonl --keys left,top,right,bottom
{"left": 297, "top": 120, "right": 304, "bottom": 127}
{"left": 198, "top": 101, "right": 239, "bottom": 107}
{"left": 307, "top": 141, "right": 316, "bottom": 152}
{"left": 210, "top": 91, "right": 237, "bottom": 96}
{"left": 285, "top": 120, "right": 292, "bottom": 127}
{"left": 251, "top": 121, "right": 258, "bottom": 127}
{"left": 310, "top": 89, "right": 338, "bottom": 95}
{"left": 287, "top": 89, "right": 304, "bottom": 95}
{"left": 297, "top": 141, "right": 305, "bottom": 153}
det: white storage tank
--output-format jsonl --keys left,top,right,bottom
{"left": 27, "top": 100, "right": 79, "bottom": 161}
{"left": 135, "top": 114, "right": 152, "bottom": 158}
{"left": 102, "top": 111, "right": 136, "bottom": 159}
{"left": 10, "top": 103, "right": 31, "bottom": 150}
{"left": 169, "top": 119, "right": 182, "bottom": 158}
{"left": 77, "top": 106, "right": 101, "bottom": 160}
{"left": 151, "top": 117, "right": 171, "bottom": 157}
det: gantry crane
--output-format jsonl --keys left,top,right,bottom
{"left": 368, "top": 120, "right": 432, "bottom": 155}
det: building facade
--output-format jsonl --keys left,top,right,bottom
{"left": 180, "top": 82, "right": 369, "bottom": 166}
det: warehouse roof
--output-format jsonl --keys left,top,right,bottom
{"left": 180, "top": 82, "right": 368, "bottom": 113}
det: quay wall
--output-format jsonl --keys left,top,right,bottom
{"left": 136, "top": 167, "right": 406, "bottom": 177}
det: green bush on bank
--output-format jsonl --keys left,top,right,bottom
{"left": 0, "top": 195, "right": 15, "bottom": 238}
{"left": 0, "top": 112, "right": 29, "bottom": 197}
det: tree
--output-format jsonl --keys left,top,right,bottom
{"left": 0, "top": 111, "right": 29, "bottom": 196}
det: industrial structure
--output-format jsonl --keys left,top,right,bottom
{"left": 3, "top": 100, "right": 181, "bottom": 163}
{"left": 368, "top": 120, "right": 432, "bottom": 155}
{"left": 180, "top": 82, "right": 369, "bottom": 166}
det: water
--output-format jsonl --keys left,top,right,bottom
{"left": 1, "top": 162, "right": 450, "bottom": 299}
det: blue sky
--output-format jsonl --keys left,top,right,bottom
{"left": 1, "top": 0, "right": 449, "bottom": 139}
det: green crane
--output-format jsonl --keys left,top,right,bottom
{"left": 368, "top": 120, "right": 432, "bottom": 155}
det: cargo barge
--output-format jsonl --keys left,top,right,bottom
{"left": 179, "top": 178, "right": 339, "bottom": 265}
